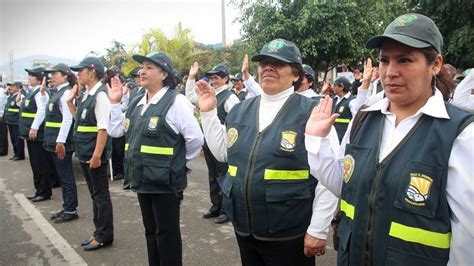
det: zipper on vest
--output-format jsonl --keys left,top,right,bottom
{"left": 127, "top": 115, "right": 146, "bottom": 186}
{"left": 243, "top": 132, "right": 262, "bottom": 234}
{"left": 364, "top": 162, "right": 385, "bottom": 266}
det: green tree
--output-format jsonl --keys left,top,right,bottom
{"left": 103, "top": 40, "right": 127, "bottom": 69}
{"left": 406, "top": 0, "right": 474, "bottom": 68}
{"left": 232, "top": 0, "right": 406, "bottom": 82}
{"left": 121, "top": 23, "right": 203, "bottom": 77}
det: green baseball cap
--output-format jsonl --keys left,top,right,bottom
{"left": 45, "top": 63, "right": 72, "bottom": 74}
{"left": 251, "top": 39, "right": 302, "bottom": 64}
{"left": 303, "top": 64, "right": 315, "bottom": 81}
{"left": 132, "top": 52, "right": 174, "bottom": 75}
{"left": 206, "top": 64, "right": 230, "bottom": 77}
{"left": 366, "top": 13, "right": 443, "bottom": 53}
{"left": 70, "top": 57, "right": 106, "bottom": 74}
{"left": 25, "top": 67, "right": 45, "bottom": 79}
{"left": 231, "top": 73, "right": 243, "bottom": 81}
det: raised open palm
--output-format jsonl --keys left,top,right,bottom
{"left": 106, "top": 76, "right": 123, "bottom": 104}
{"left": 195, "top": 80, "right": 216, "bottom": 112}
{"left": 306, "top": 96, "right": 339, "bottom": 137}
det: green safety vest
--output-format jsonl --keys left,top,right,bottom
{"left": 19, "top": 89, "right": 45, "bottom": 141}
{"left": 333, "top": 94, "right": 355, "bottom": 141}
{"left": 221, "top": 93, "right": 318, "bottom": 240}
{"left": 4, "top": 94, "right": 20, "bottom": 125}
{"left": 73, "top": 85, "right": 111, "bottom": 163}
{"left": 43, "top": 86, "right": 75, "bottom": 152}
{"left": 337, "top": 104, "right": 473, "bottom": 266}
{"left": 123, "top": 89, "right": 187, "bottom": 194}
{"left": 216, "top": 88, "right": 233, "bottom": 124}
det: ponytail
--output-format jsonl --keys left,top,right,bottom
{"left": 421, "top": 47, "right": 454, "bottom": 101}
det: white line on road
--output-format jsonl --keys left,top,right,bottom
{"left": 13, "top": 193, "right": 87, "bottom": 265}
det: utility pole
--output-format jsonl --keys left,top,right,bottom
{"left": 9, "top": 51, "right": 14, "bottom": 81}
{"left": 221, "top": 0, "right": 226, "bottom": 46}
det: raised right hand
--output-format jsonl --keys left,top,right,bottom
{"left": 40, "top": 77, "right": 47, "bottom": 95}
{"left": 106, "top": 76, "right": 123, "bottom": 104}
{"left": 241, "top": 54, "right": 250, "bottom": 81}
{"left": 188, "top": 62, "right": 199, "bottom": 80}
{"left": 195, "top": 80, "right": 216, "bottom": 112}
{"left": 305, "top": 96, "right": 338, "bottom": 137}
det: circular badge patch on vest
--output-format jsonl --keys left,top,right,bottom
{"left": 227, "top": 128, "right": 238, "bottom": 148}
{"left": 124, "top": 118, "right": 130, "bottom": 132}
{"left": 343, "top": 154, "right": 355, "bottom": 183}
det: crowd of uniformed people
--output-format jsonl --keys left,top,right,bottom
{"left": 0, "top": 13, "right": 473, "bottom": 266}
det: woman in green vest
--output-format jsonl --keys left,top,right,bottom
{"left": 107, "top": 52, "right": 204, "bottom": 265}
{"left": 197, "top": 39, "right": 340, "bottom": 265}
{"left": 306, "top": 13, "right": 473, "bottom": 265}
{"left": 68, "top": 57, "right": 114, "bottom": 251}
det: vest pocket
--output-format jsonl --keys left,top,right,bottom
{"left": 220, "top": 176, "right": 234, "bottom": 222}
{"left": 384, "top": 247, "right": 447, "bottom": 266}
{"left": 264, "top": 182, "right": 311, "bottom": 234}
{"left": 337, "top": 220, "right": 352, "bottom": 266}
{"left": 141, "top": 158, "right": 171, "bottom": 185}
{"left": 393, "top": 161, "right": 443, "bottom": 219}
{"left": 272, "top": 124, "right": 305, "bottom": 159}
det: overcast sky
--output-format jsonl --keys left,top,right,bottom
{"left": 0, "top": 0, "right": 242, "bottom": 65}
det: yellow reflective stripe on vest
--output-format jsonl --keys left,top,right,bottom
{"left": 45, "top": 122, "right": 62, "bottom": 128}
{"left": 140, "top": 145, "right": 173, "bottom": 155}
{"left": 124, "top": 143, "right": 129, "bottom": 151}
{"left": 263, "top": 169, "right": 309, "bottom": 180}
{"left": 335, "top": 118, "right": 351, "bottom": 123}
{"left": 77, "top": 126, "right": 98, "bottom": 132}
{"left": 228, "top": 165, "right": 237, "bottom": 177}
{"left": 389, "top": 222, "right": 451, "bottom": 249}
{"left": 7, "top": 108, "right": 19, "bottom": 113}
{"left": 21, "top": 112, "right": 36, "bottom": 118}
{"left": 340, "top": 199, "right": 355, "bottom": 220}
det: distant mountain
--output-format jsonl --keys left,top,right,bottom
{"left": 0, "top": 55, "right": 78, "bottom": 82}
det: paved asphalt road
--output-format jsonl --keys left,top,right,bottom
{"left": 0, "top": 147, "right": 337, "bottom": 265}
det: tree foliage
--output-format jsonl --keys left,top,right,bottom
{"left": 406, "top": 0, "right": 474, "bottom": 68}
{"left": 233, "top": 0, "right": 406, "bottom": 81}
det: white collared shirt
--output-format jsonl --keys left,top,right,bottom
{"left": 30, "top": 86, "right": 49, "bottom": 131}
{"left": 107, "top": 87, "right": 204, "bottom": 160}
{"left": 55, "top": 82, "right": 73, "bottom": 143}
{"left": 297, "top": 88, "right": 319, "bottom": 99}
{"left": 185, "top": 80, "right": 240, "bottom": 113}
{"left": 452, "top": 69, "right": 474, "bottom": 112}
{"left": 305, "top": 89, "right": 474, "bottom": 265}
{"left": 80, "top": 82, "right": 110, "bottom": 130}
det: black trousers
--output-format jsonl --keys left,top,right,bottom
{"left": 235, "top": 234, "right": 315, "bottom": 266}
{"left": 111, "top": 136, "right": 125, "bottom": 176}
{"left": 137, "top": 192, "right": 182, "bottom": 266}
{"left": 202, "top": 144, "right": 228, "bottom": 214}
{"left": 26, "top": 140, "right": 52, "bottom": 197}
{"left": 0, "top": 120, "right": 8, "bottom": 155}
{"left": 80, "top": 162, "right": 114, "bottom": 243}
{"left": 7, "top": 123, "right": 24, "bottom": 158}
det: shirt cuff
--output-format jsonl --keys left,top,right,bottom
{"left": 306, "top": 229, "right": 328, "bottom": 240}
{"left": 305, "top": 134, "right": 324, "bottom": 154}
{"left": 200, "top": 108, "right": 217, "bottom": 118}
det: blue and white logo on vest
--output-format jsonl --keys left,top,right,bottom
{"left": 10, "top": 101, "right": 15, "bottom": 106}
{"left": 227, "top": 128, "right": 238, "bottom": 148}
{"left": 48, "top": 103, "right": 54, "bottom": 112}
{"left": 280, "top": 131, "right": 297, "bottom": 152}
{"left": 405, "top": 173, "right": 432, "bottom": 206}
{"left": 24, "top": 99, "right": 30, "bottom": 107}
{"left": 148, "top": 117, "right": 159, "bottom": 130}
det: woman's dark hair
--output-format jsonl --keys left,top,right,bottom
{"left": 290, "top": 64, "right": 304, "bottom": 90}
{"left": 163, "top": 70, "right": 177, "bottom": 89}
{"left": 420, "top": 47, "right": 454, "bottom": 101}
{"left": 103, "top": 69, "right": 117, "bottom": 87}
{"left": 30, "top": 73, "right": 44, "bottom": 82}
{"left": 61, "top": 71, "right": 77, "bottom": 87}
